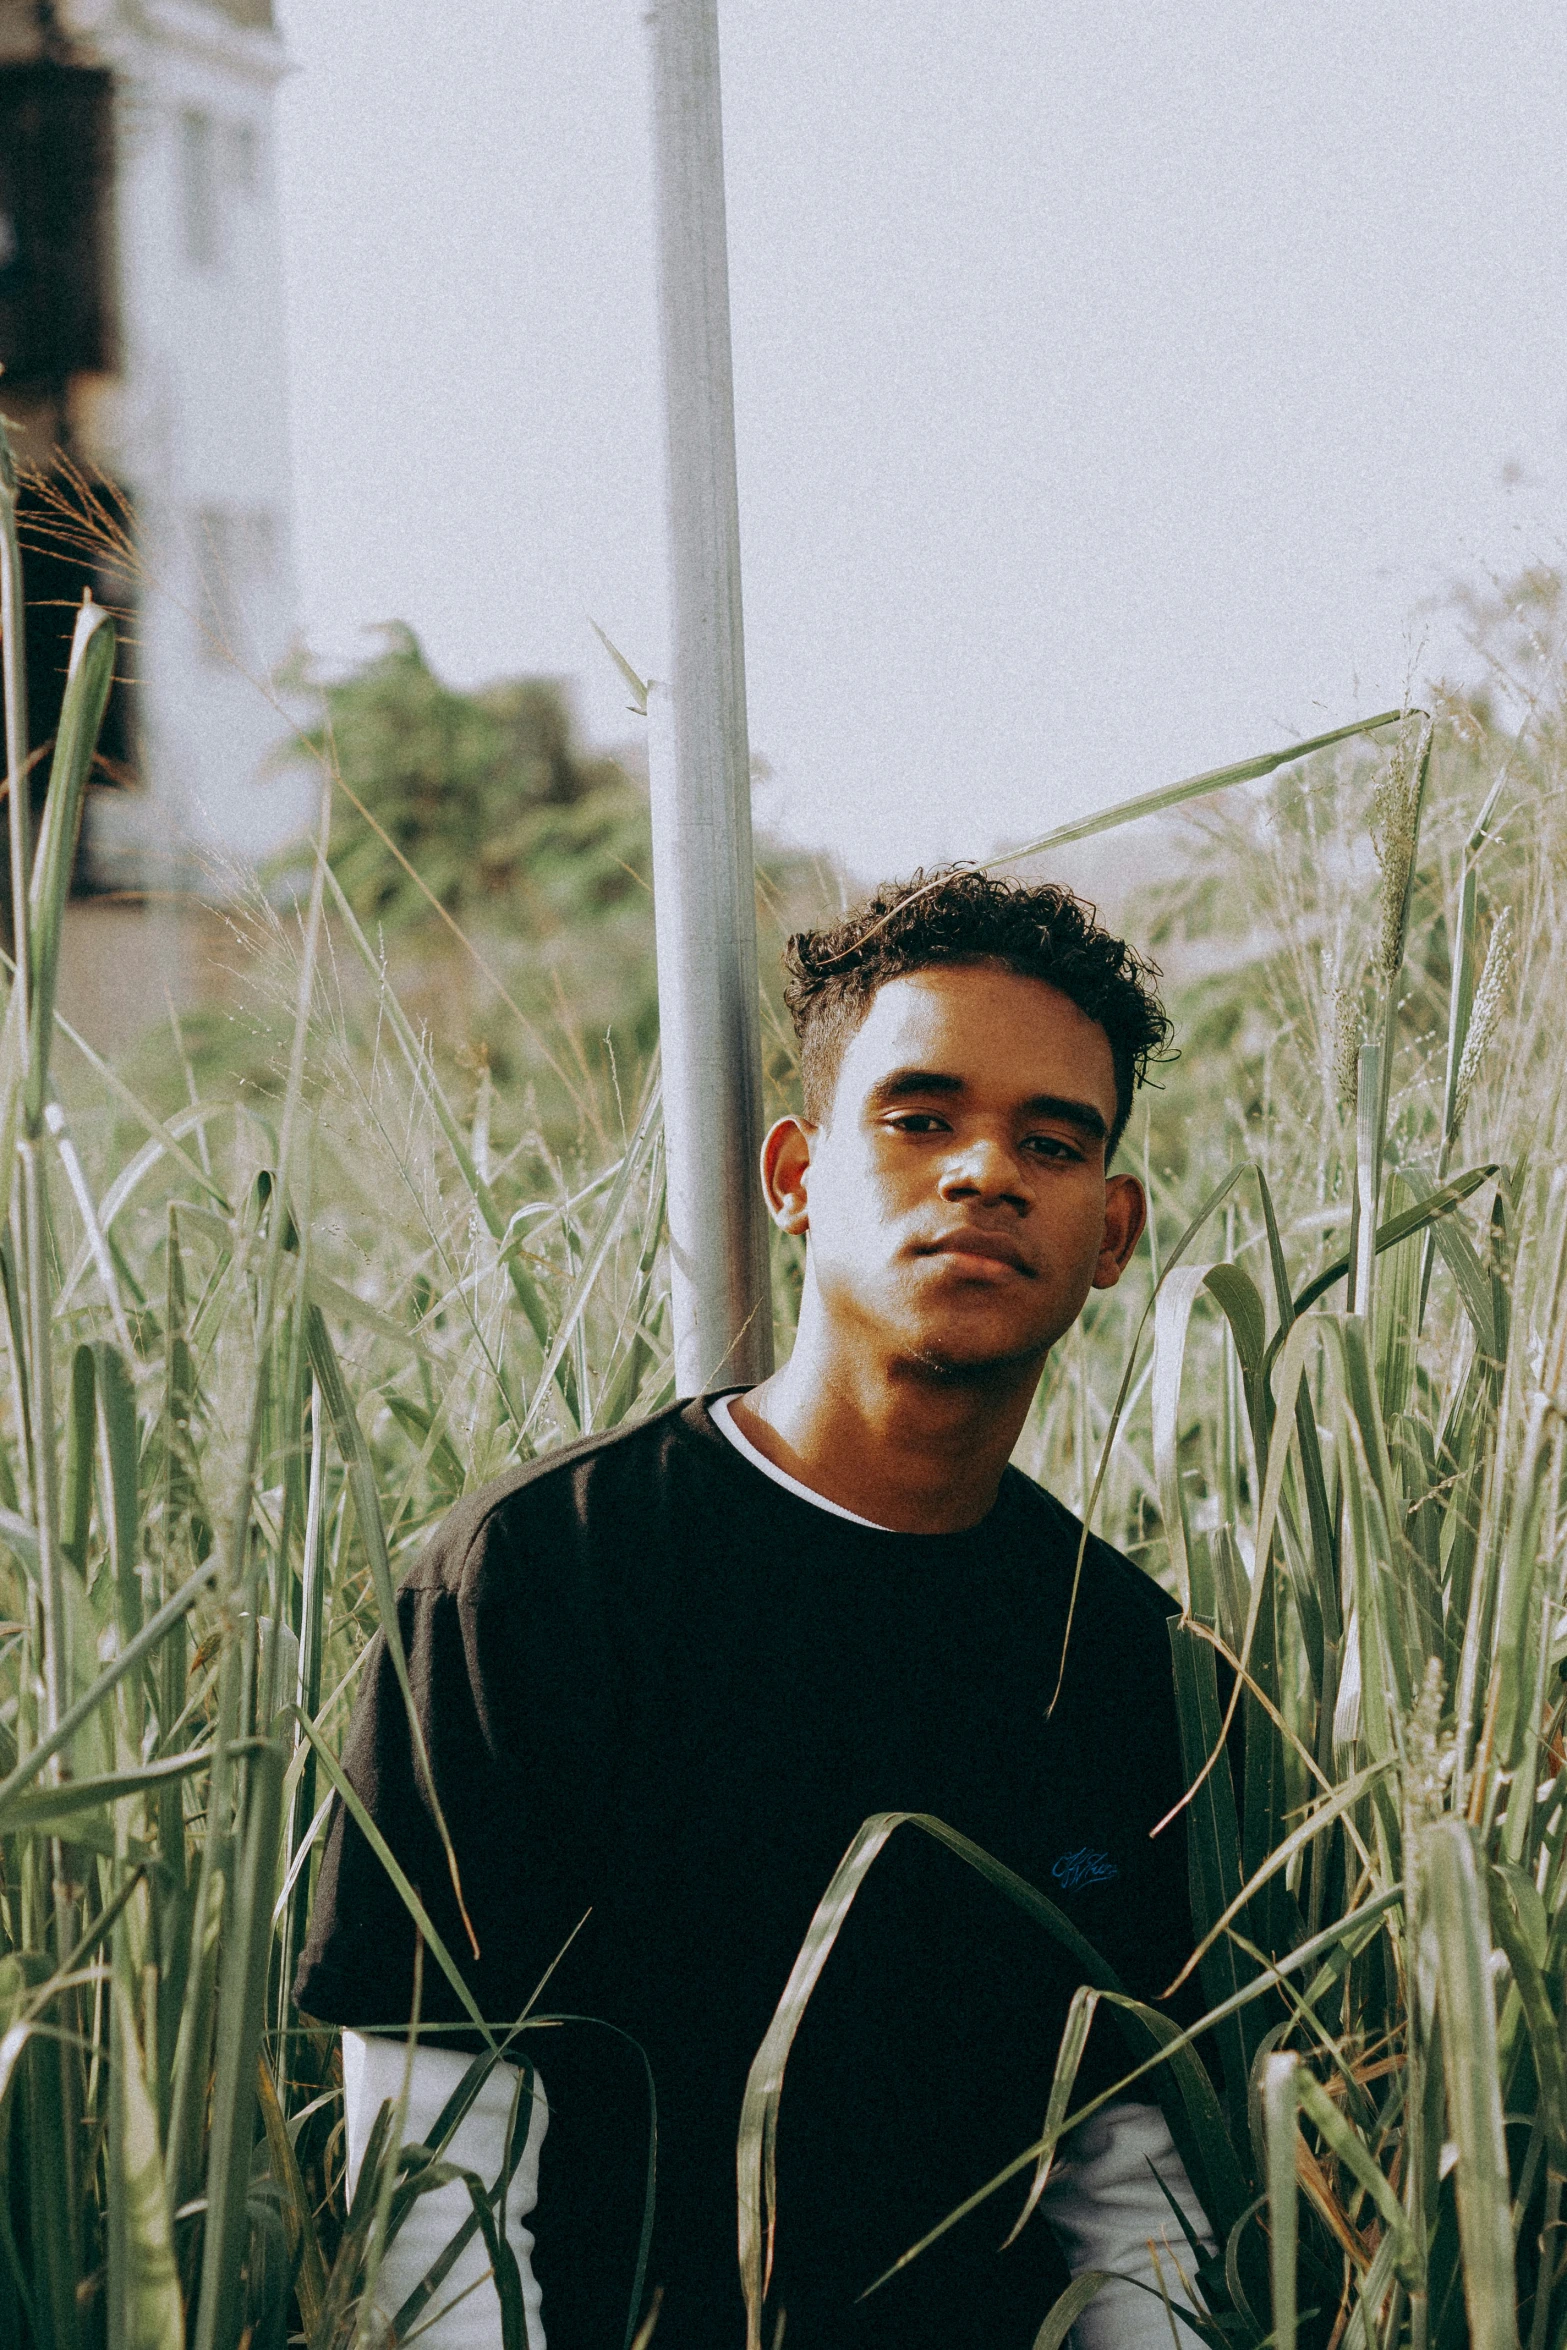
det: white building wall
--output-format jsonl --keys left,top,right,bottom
{"left": 62, "top": 0, "right": 311, "bottom": 884}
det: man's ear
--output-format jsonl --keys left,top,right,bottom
{"left": 761, "top": 1115, "right": 814, "bottom": 1235}
{"left": 1092, "top": 1172, "right": 1147, "bottom": 1289}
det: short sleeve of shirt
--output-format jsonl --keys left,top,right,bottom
{"left": 294, "top": 1470, "right": 623, "bottom": 2037}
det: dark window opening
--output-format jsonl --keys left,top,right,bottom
{"left": 0, "top": 63, "right": 115, "bottom": 390}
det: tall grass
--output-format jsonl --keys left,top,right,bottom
{"left": 0, "top": 427, "right": 688, "bottom": 2347}
{"left": 1, "top": 413, "right": 1563, "bottom": 2350}
{"left": 751, "top": 689, "right": 1567, "bottom": 2350}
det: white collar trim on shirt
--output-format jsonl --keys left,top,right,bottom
{"left": 708, "top": 1391, "right": 893, "bottom": 1531}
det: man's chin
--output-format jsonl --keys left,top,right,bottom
{"left": 894, "top": 1327, "right": 1054, "bottom": 1384}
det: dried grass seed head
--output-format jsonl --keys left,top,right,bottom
{"left": 1369, "top": 734, "right": 1424, "bottom": 981}
{"left": 1330, "top": 975, "right": 1367, "bottom": 1110}
{"left": 1452, "top": 905, "right": 1515, "bottom": 1136}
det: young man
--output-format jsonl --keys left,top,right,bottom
{"left": 297, "top": 870, "right": 1212, "bottom": 2350}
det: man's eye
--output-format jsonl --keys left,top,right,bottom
{"left": 887, "top": 1113, "right": 949, "bottom": 1134}
{"left": 1023, "top": 1134, "right": 1085, "bottom": 1161}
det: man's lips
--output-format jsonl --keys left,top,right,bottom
{"left": 918, "top": 1231, "right": 1035, "bottom": 1276}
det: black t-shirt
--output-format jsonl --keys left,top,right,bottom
{"left": 297, "top": 1395, "right": 1198, "bottom": 2350}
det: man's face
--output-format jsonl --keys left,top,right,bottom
{"left": 771, "top": 963, "right": 1146, "bottom": 1377}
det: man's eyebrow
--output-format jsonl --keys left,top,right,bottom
{"left": 1021, "top": 1093, "right": 1109, "bottom": 1142}
{"left": 866, "top": 1068, "right": 967, "bottom": 1106}
{"left": 867, "top": 1070, "right": 1109, "bottom": 1141}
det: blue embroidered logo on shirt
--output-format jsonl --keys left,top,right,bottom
{"left": 1052, "top": 1847, "right": 1118, "bottom": 1891}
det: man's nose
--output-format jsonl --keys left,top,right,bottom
{"left": 936, "top": 1134, "right": 1028, "bottom": 1206}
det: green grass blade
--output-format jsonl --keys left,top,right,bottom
{"left": 0, "top": 1230, "right": 34, "bottom": 1516}
{"left": 163, "top": 1640, "right": 243, "bottom": 2213}
{"left": 161, "top": 1205, "right": 212, "bottom": 1569}
{"left": 279, "top": 1373, "right": 328, "bottom": 2021}
{"left": 16, "top": 1985, "right": 84, "bottom": 2349}
{"left": 1287, "top": 1162, "right": 1500, "bottom": 1322}
{"left": 318, "top": 857, "right": 558, "bottom": 1352}
{"left": 192, "top": 1737, "right": 286, "bottom": 2350}
{"left": 19, "top": 1134, "right": 69, "bottom": 1759}
{"left": 57, "top": 1106, "right": 228, "bottom": 1310}
{"left": 1485, "top": 1395, "right": 1559, "bottom": 1780}
{"left": 304, "top": 1301, "right": 479, "bottom": 1959}
{"left": 1161, "top": 1309, "right": 1377, "bottom": 1859}
{"left": 1030, "top": 2271, "right": 1110, "bottom": 2350}
{"left": 93, "top": 1341, "right": 142, "bottom": 1655}
{"left": 1338, "top": 1313, "right": 1416, "bottom": 1731}
{"left": 1169, "top": 1622, "right": 1260, "bottom": 2126}
{"left": 256, "top": 2051, "right": 328, "bottom": 2336}
{"left": 0, "top": 420, "right": 32, "bottom": 1068}
{"left": 24, "top": 599, "right": 115, "bottom": 1132}
{"left": 306, "top": 2097, "right": 396, "bottom": 2350}
{"left": 1050, "top": 1160, "right": 1251, "bottom": 1710}
{"left": 1153, "top": 1266, "right": 1216, "bottom": 1613}
{"left": 988, "top": 710, "right": 1407, "bottom": 871}
{"left": 1262, "top": 2053, "right": 1299, "bottom": 2350}
{"left": 107, "top": 1966, "right": 184, "bottom": 2350}
{"left": 1296, "top": 2070, "right": 1410, "bottom": 2256}
{"left": 1240, "top": 1549, "right": 1299, "bottom": 1961}
{"left": 1373, "top": 1170, "right": 1423, "bottom": 1424}
{"left": 44, "top": 1094, "right": 135, "bottom": 1353}
{"left": 1164, "top": 1753, "right": 1386, "bottom": 2002}
{"left": 1402, "top": 1165, "right": 1498, "bottom": 1355}
{"left": 1438, "top": 759, "right": 1511, "bottom": 1149}
{"left": 589, "top": 618, "right": 650, "bottom": 715}
{"left": 0, "top": 1498, "right": 37, "bottom": 1573}
{"left": 1153, "top": 1258, "right": 1270, "bottom": 1613}
{"left": 0, "top": 1747, "right": 210, "bottom": 1836}
{"left": 285, "top": 1705, "right": 496, "bottom": 2046}
{"left": 0, "top": 1556, "right": 220, "bottom": 1808}
{"left": 0, "top": 972, "right": 230, "bottom": 1212}
{"left": 388, "top": 2051, "right": 583, "bottom": 2345}
{"left": 386, "top": 2156, "right": 528, "bottom": 2350}
{"left": 1423, "top": 1819, "right": 1517, "bottom": 2350}
{"left": 1006, "top": 1984, "right": 1099, "bottom": 2244}
{"left": 521, "top": 1071, "right": 662, "bottom": 1435}
{"left": 60, "top": 1340, "right": 94, "bottom": 1579}
{"left": 1488, "top": 1864, "right": 1567, "bottom": 2172}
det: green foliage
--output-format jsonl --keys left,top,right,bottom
{"left": 232, "top": 629, "right": 817, "bottom": 1166}
{"left": 292, "top": 622, "right": 649, "bottom": 934}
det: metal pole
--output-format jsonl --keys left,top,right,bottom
{"left": 646, "top": 0, "right": 773, "bottom": 1396}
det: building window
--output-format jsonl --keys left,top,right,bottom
{"left": 179, "top": 111, "right": 263, "bottom": 272}
{"left": 225, "top": 121, "right": 260, "bottom": 199}
{"left": 0, "top": 63, "right": 116, "bottom": 380}
{"left": 194, "top": 506, "right": 278, "bottom": 670}
{"left": 179, "top": 109, "right": 219, "bottom": 268}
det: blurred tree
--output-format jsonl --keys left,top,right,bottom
{"left": 264, "top": 622, "right": 828, "bottom": 1157}
{"left": 292, "top": 623, "right": 651, "bottom": 933}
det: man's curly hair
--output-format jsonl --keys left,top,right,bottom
{"left": 782, "top": 867, "right": 1172, "bottom": 1154}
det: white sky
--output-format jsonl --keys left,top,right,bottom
{"left": 274, "top": 1, "right": 1567, "bottom": 880}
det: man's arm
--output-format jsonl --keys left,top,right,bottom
{"left": 1039, "top": 2100, "right": 1215, "bottom": 2348}
{"left": 343, "top": 2032, "right": 549, "bottom": 2350}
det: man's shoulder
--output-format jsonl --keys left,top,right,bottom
{"left": 401, "top": 1396, "right": 709, "bottom": 1602}
{"left": 1000, "top": 1466, "right": 1179, "bottom": 1632}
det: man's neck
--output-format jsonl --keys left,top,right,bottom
{"left": 729, "top": 1305, "right": 1043, "bottom": 1536}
